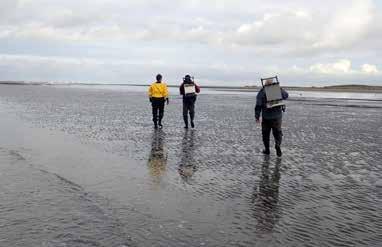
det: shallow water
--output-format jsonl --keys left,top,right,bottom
{"left": 0, "top": 85, "right": 381, "bottom": 246}
{"left": 55, "top": 84, "right": 382, "bottom": 100}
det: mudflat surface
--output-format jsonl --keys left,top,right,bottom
{"left": 0, "top": 85, "right": 381, "bottom": 247}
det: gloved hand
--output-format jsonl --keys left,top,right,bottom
{"left": 166, "top": 98, "right": 169, "bottom": 105}
{"left": 149, "top": 97, "right": 152, "bottom": 103}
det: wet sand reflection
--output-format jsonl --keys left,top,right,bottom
{"left": 252, "top": 157, "right": 281, "bottom": 233}
{"left": 178, "top": 130, "right": 198, "bottom": 183}
{"left": 147, "top": 129, "right": 167, "bottom": 186}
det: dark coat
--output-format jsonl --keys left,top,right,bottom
{"left": 179, "top": 82, "right": 201, "bottom": 102}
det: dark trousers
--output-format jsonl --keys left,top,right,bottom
{"left": 183, "top": 97, "right": 196, "bottom": 125}
{"left": 151, "top": 98, "right": 165, "bottom": 124}
{"left": 262, "top": 118, "right": 283, "bottom": 150}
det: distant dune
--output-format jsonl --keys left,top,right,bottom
{"left": 284, "top": 84, "right": 382, "bottom": 93}
{"left": 213, "top": 84, "right": 382, "bottom": 93}
{"left": 0, "top": 81, "right": 48, "bottom": 85}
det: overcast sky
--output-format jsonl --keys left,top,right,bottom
{"left": 0, "top": 0, "right": 381, "bottom": 86}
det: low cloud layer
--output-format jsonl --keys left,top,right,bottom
{"left": 0, "top": 0, "right": 381, "bottom": 86}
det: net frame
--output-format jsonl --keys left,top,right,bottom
{"left": 260, "top": 76, "right": 285, "bottom": 108}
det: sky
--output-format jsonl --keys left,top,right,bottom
{"left": 0, "top": 0, "right": 381, "bottom": 86}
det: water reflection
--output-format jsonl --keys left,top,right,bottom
{"left": 178, "top": 130, "right": 197, "bottom": 183}
{"left": 252, "top": 156, "right": 281, "bottom": 233}
{"left": 147, "top": 130, "right": 167, "bottom": 186}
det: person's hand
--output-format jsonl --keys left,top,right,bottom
{"left": 149, "top": 97, "right": 152, "bottom": 103}
{"left": 166, "top": 98, "right": 169, "bottom": 105}
{"left": 256, "top": 118, "right": 260, "bottom": 124}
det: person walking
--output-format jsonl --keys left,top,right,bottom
{"left": 179, "top": 75, "right": 200, "bottom": 128}
{"left": 148, "top": 74, "right": 169, "bottom": 129}
{"left": 255, "top": 79, "right": 288, "bottom": 157}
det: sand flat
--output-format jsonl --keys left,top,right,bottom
{"left": 0, "top": 84, "right": 381, "bottom": 246}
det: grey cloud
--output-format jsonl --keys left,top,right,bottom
{"left": 1, "top": 54, "right": 380, "bottom": 86}
{"left": 227, "top": 0, "right": 378, "bottom": 56}
{"left": 0, "top": 0, "right": 381, "bottom": 85}
{"left": 3, "top": 0, "right": 377, "bottom": 54}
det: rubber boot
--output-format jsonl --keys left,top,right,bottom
{"left": 158, "top": 118, "right": 163, "bottom": 128}
{"left": 190, "top": 111, "right": 195, "bottom": 128}
{"left": 183, "top": 115, "right": 188, "bottom": 129}
{"left": 262, "top": 139, "right": 270, "bottom": 155}
{"left": 275, "top": 145, "right": 282, "bottom": 157}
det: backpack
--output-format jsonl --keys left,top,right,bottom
{"left": 184, "top": 83, "right": 196, "bottom": 97}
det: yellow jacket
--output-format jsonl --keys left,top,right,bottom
{"left": 148, "top": 82, "right": 169, "bottom": 98}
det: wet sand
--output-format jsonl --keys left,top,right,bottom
{"left": 0, "top": 85, "right": 381, "bottom": 246}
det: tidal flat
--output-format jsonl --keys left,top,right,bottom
{"left": 0, "top": 84, "right": 381, "bottom": 247}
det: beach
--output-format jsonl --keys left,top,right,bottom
{"left": 0, "top": 84, "right": 381, "bottom": 247}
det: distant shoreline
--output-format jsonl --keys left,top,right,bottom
{"left": 215, "top": 86, "right": 382, "bottom": 94}
{"left": 1, "top": 81, "right": 382, "bottom": 94}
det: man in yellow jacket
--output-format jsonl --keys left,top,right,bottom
{"left": 148, "top": 74, "right": 169, "bottom": 129}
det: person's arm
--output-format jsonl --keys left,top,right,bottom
{"left": 148, "top": 85, "right": 153, "bottom": 102}
{"left": 195, "top": 84, "right": 200, "bottom": 93}
{"left": 281, "top": 88, "right": 289, "bottom": 100}
{"left": 163, "top": 84, "right": 169, "bottom": 104}
{"left": 179, "top": 83, "right": 184, "bottom": 95}
{"left": 255, "top": 90, "right": 263, "bottom": 122}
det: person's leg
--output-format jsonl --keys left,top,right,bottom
{"left": 262, "top": 119, "right": 272, "bottom": 154}
{"left": 189, "top": 99, "right": 195, "bottom": 128}
{"left": 183, "top": 100, "right": 189, "bottom": 128}
{"left": 272, "top": 118, "right": 283, "bottom": 157}
{"left": 152, "top": 100, "right": 158, "bottom": 128}
{"left": 158, "top": 99, "right": 165, "bottom": 127}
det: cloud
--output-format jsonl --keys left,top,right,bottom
{"left": 309, "top": 59, "right": 353, "bottom": 74}
{"left": 1, "top": 54, "right": 379, "bottom": 87}
{"left": 1, "top": 0, "right": 378, "bottom": 51}
{"left": 312, "top": 0, "right": 375, "bottom": 50}
{"left": 308, "top": 59, "right": 380, "bottom": 77}
{"left": 228, "top": 0, "right": 378, "bottom": 55}
{"left": 0, "top": 0, "right": 381, "bottom": 85}
{"left": 0, "top": 53, "right": 172, "bottom": 83}
{"left": 0, "top": 0, "right": 18, "bottom": 17}
{"left": 233, "top": 9, "right": 316, "bottom": 46}
{"left": 361, "top": 64, "right": 379, "bottom": 74}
